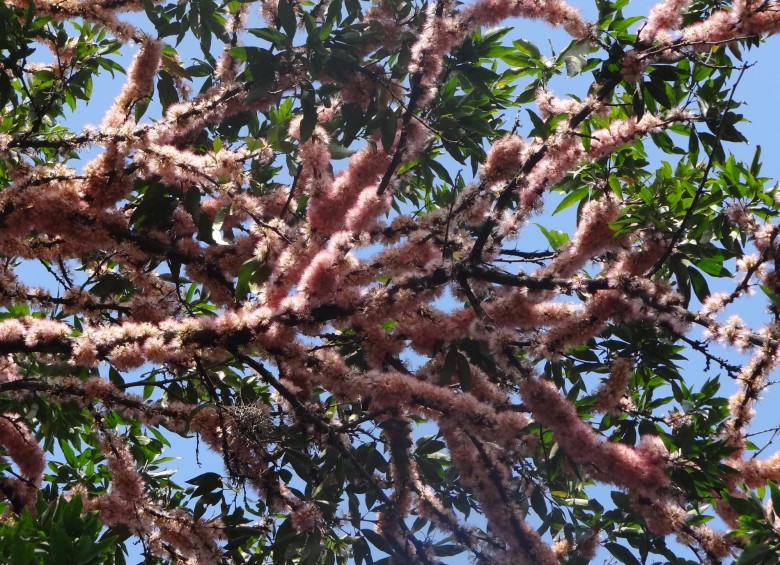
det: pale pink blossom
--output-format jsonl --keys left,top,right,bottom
{"left": 700, "top": 292, "right": 730, "bottom": 317}
{"left": 705, "top": 315, "right": 752, "bottom": 350}
{"left": 102, "top": 38, "right": 161, "bottom": 131}
{"left": 0, "top": 414, "right": 44, "bottom": 485}
{"left": 290, "top": 501, "right": 322, "bottom": 532}
{"left": 100, "top": 432, "right": 146, "bottom": 501}
{"left": 589, "top": 115, "right": 665, "bottom": 160}
{"left": 639, "top": 0, "right": 691, "bottom": 43}
{"left": 733, "top": 452, "right": 780, "bottom": 488}
{"left": 736, "top": 253, "right": 759, "bottom": 272}
{"left": 540, "top": 196, "right": 626, "bottom": 278}
{"left": 462, "top": 0, "right": 590, "bottom": 39}
{"left": 620, "top": 50, "right": 646, "bottom": 82}
{"left": 535, "top": 87, "right": 595, "bottom": 118}
{"left": 725, "top": 202, "right": 754, "bottom": 228}
{"left": 481, "top": 134, "right": 527, "bottom": 184}
{"left": 631, "top": 495, "right": 685, "bottom": 535}
{"left": 594, "top": 356, "right": 633, "bottom": 414}
{"left": 521, "top": 377, "right": 669, "bottom": 498}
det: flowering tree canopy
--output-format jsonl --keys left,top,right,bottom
{"left": 5, "top": 0, "right": 780, "bottom": 562}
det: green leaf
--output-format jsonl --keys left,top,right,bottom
{"left": 361, "top": 529, "right": 393, "bottom": 555}
{"left": 438, "top": 345, "right": 458, "bottom": 385}
{"left": 530, "top": 486, "right": 547, "bottom": 518}
{"left": 512, "top": 38, "right": 541, "bottom": 59}
{"left": 456, "top": 353, "right": 471, "bottom": 391}
{"left": 604, "top": 543, "right": 642, "bottom": 565}
{"left": 736, "top": 544, "right": 774, "bottom": 565}
{"left": 553, "top": 187, "right": 589, "bottom": 214}
{"left": 535, "top": 224, "right": 570, "bottom": 250}
{"left": 688, "top": 267, "right": 710, "bottom": 302}
{"left": 750, "top": 145, "right": 762, "bottom": 177}
{"left": 610, "top": 15, "right": 644, "bottom": 32}
{"left": 235, "top": 258, "right": 272, "bottom": 300}
{"left": 277, "top": 0, "right": 297, "bottom": 39}
{"left": 157, "top": 70, "right": 178, "bottom": 111}
{"left": 212, "top": 206, "right": 232, "bottom": 245}
{"left": 561, "top": 38, "right": 590, "bottom": 78}
{"left": 526, "top": 109, "right": 548, "bottom": 137}
{"left": 327, "top": 143, "right": 355, "bottom": 159}
{"left": 248, "top": 26, "right": 288, "bottom": 47}
{"left": 246, "top": 48, "right": 276, "bottom": 104}
{"left": 381, "top": 112, "right": 397, "bottom": 153}
{"left": 299, "top": 83, "right": 317, "bottom": 142}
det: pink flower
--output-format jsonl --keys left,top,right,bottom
{"left": 101, "top": 38, "right": 161, "bottom": 131}
{"left": 290, "top": 502, "right": 322, "bottom": 532}
{"left": 0, "top": 414, "right": 44, "bottom": 485}
{"left": 594, "top": 356, "right": 633, "bottom": 414}
{"left": 639, "top": 0, "right": 691, "bottom": 43}
{"left": 481, "top": 134, "right": 527, "bottom": 184}
{"left": 100, "top": 433, "right": 145, "bottom": 501}
{"left": 700, "top": 292, "right": 729, "bottom": 317}
{"left": 540, "top": 196, "right": 625, "bottom": 278}
{"left": 521, "top": 377, "right": 669, "bottom": 498}
{"left": 620, "top": 50, "right": 646, "bottom": 82}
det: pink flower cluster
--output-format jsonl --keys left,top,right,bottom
{"left": 410, "top": 0, "right": 589, "bottom": 109}
{"left": 540, "top": 196, "right": 626, "bottom": 278}
{"left": 593, "top": 356, "right": 633, "bottom": 414}
{"left": 462, "top": 0, "right": 590, "bottom": 40}
{"left": 87, "top": 432, "right": 225, "bottom": 564}
{"left": 5, "top": 0, "right": 142, "bottom": 41}
{"left": 0, "top": 414, "right": 44, "bottom": 513}
{"left": 5, "top": 0, "right": 780, "bottom": 558}
{"left": 733, "top": 452, "right": 780, "bottom": 488}
{"left": 101, "top": 38, "right": 161, "bottom": 132}
{"left": 639, "top": 0, "right": 691, "bottom": 43}
{"left": 481, "top": 134, "right": 528, "bottom": 187}
{"left": 588, "top": 114, "right": 666, "bottom": 160}
{"left": 440, "top": 422, "right": 559, "bottom": 565}
{"left": 521, "top": 377, "right": 669, "bottom": 498}
{"left": 535, "top": 87, "right": 599, "bottom": 119}
{"left": 704, "top": 314, "right": 753, "bottom": 350}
